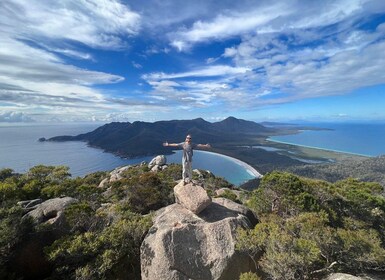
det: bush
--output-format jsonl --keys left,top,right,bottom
{"left": 0, "top": 168, "right": 15, "bottom": 181}
{"left": 239, "top": 272, "right": 261, "bottom": 280}
{"left": 240, "top": 172, "right": 385, "bottom": 279}
{"left": 237, "top": 214, "right": 322, "bottom": 280}
{"left": 0, "top": 206, "right": 33, "bottom": 279}
{"left": 216, "top": 189, "right": 240, "bottom": 203}
{"left": 47, "top": 212, "right": 152, "bottom": 279}
{"left": 126, "top": 172, "right": 173, "bottom": 214}
{"left": 0, "top": 181, "right": 19, "bottom": 202}
{"left": 65, "top": 202, "right": 97, "bottom": 233}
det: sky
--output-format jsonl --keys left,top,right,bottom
{"left": 1, "top": 0, "right": 385, "bottom": 123}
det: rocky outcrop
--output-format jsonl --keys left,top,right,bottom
{"left": 98, "top": 165, "right": 132, "bottom": 188}
{"left": 109, "top": 165, "right": 131, "bottom": 182}
{"left": 17, "top": 198, "right": 43, "bottom": 212}
{"left": 140, "top": 195, "right": 257, "bottom": 280}
{"left": 98, "top": 156, "right": 168, "bottom": 189}
{"left": 174, "top": 181, "right": 211, "bottom": 214}
{"left": 149, "top": 155, "right": 167, "bottom": 171}
{"left": 12, "top": 197, "right": 78, "bottom": 279}
{"left": 213, "top": 197, "right": 258, "bottom": 227}
{"left": 24, "top": 197, "right": 77, "bottom": 227}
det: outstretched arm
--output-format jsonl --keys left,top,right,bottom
{"left": 197, "top": 143, "right": 211, "bottom": 149}
{"left": 163, "top": 141, "right": 180, "bottom": 147}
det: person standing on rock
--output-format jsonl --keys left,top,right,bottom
{"left": 163, "top": 135, "right": 211, "bottom": 185}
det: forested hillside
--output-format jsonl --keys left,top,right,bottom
{"left": 287, "top": 155, "right": 385, "bottom": 187}
{"left": 45, "top": 117, "right": 276, "bottom": 157}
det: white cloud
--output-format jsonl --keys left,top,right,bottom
{"left": 0, "top": 0, "right": 141, "bottom": 121}
{"left": 0, "top": 111, "right": 35, "bottom": 122}
{"left": 168, "top": 0, "right": 384, "bottom": 51}
{"left": 132, "top": 61, "right": 143, "bottom": 69}
{"left": 1, "top": 0, "right": 141, "bottom": 49}
{"left": 1, "top": 0, "right": 385, "bottom": 121}
{"left": 143, "top": 65, "right": 250, "bottom": 81}
{"left": 169, "top": 3, "right": 291, "bottom": 50}
{"left": 49, "top": 48, "right": 94, "bottom": 60}
{"left": 261, "top": 39, "right": 385, "bottom": 102}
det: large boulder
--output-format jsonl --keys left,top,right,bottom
{"left": 148, "top": 155, "right": 167, "bottom": 169}
{"left": 213, "top": 198, "right": 258, "bottom": 227}
{"left": 140, "top": 198, "right": 257, "bottom": 280}
{"left": 25, "top": 197, "right": 78, "bottom": 227}
{"left": 174, "top": 181, "right": 211, "bottom": 214}
{"left": 12, "top": 197, "right": 78, "bottom": 279}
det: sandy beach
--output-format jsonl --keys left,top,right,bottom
{"left": 197, "top": 150, "right": 263, "bottom": 178}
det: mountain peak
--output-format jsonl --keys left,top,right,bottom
{"left": 223, "top": 116, "right": 238, "bottom": 122}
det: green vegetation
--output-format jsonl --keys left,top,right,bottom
{"left": 1, "top": 164, "right": 384, "bottom": 280}
{"left": 239, "top": 272, "right": 261, "bottom": 280}
{"left": 46, "top": 210, "right": 152, "bottom": 279}
{"left": 288, "top": 155, "right": 385, "bottom": 187}
{"left": 0, "top": 163, "right": 230, "bottom": 279}
{"left": 237, "top": 172, "right": 385, "bottom": 280}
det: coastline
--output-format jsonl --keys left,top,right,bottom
{"left": 267, "top": 138, "right": 371, "bottom": 158}
{"left": 195, "top": 150, "right": 263, "bottom": 178}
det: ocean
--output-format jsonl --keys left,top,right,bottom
{"left": 269, "top": 122, "right": 385, "bottom": 157}
{"left": 0, "top": 123, "right": 255, "bottom": 185}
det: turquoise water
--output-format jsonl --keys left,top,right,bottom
{"left": 269, "top": 123, "right": 385, "bottom": 157}
{"left": 0, "top": 123, "right": 255, "bottom": 185}
{"left": 167, "top": 150, "right": 255, "bottom": 185}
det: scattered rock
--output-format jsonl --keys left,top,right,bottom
{"left": 97, "top": 165, "right": 132, "bottom": 188}
{"left": 148, "top": 155, "right": 167, "bottom": 169}
{"left": 174, "top": 181, "right": 211, "bottom": 214}
{"left": 109, "top": 165, "right": 131, "bottom": 182}
{"left": 112, "top": 165, "right": 131, "bottom": 174}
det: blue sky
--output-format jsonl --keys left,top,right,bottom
{"left": 1, "top": 0, "right": 385, "bottom": 123}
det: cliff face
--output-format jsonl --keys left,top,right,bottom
{"left": 141, "top": 182, "right": 258, "bottom": 280}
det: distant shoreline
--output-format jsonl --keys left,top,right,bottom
{"left": 195, "top": 150, "right": 263, "bottom": 178}
{"left": 267, "top": 138, "right": 372, "bottom": 158}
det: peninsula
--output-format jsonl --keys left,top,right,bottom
{"left": 45, "top": 117, "right": 385, "bottom": 186}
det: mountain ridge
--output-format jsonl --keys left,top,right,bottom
{"left": 47, "top": 117, "right": 275, "bottom": 157}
